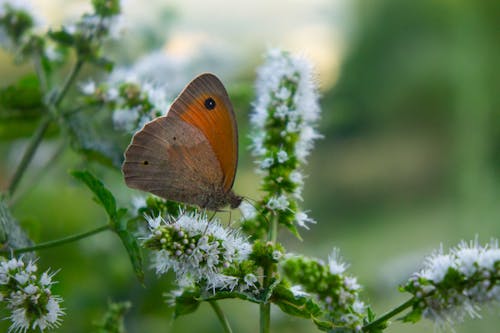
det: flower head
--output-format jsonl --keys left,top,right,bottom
{"left": 404, "top": 238, "right": 500, "bottom": 330}
{"left": 282, "top": 251, "right": 366, "bottom": 331}
{"left": 246, "top": 49, "right": 322, "bottom": 236}
{"left": 143, "top": 212, "right": 255, "bottom": 293}
{"left": 0, "top": 257, "right": 64, "bottom": 332}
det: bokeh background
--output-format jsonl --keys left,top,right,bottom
{"left": 0, "top": 0, "right": 499, "bottom": 332}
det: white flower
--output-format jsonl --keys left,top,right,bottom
{"left": 272, "top": 250, "right": 282, "bottom": 261}
{"left": 277, "top": 150, "right": 288, "bottom": 163}
{"left": 0, "top": 0, "right": 43, "bottom": 49}
{"left": 267, "top": 195, "right": 289, "bottom": 211}
{"left": 131, "top": 196, "right": 147, "bottom": 212}
{"left": 80, "top": 80, "right": 96, "bottom": 95}
{"left": 251, "top": 49, "right": 322, "bottom": 163}
{"left": 419, "top": 248, "right": 456, "bottom": 283}
{"left": 295, "top": 211, "right": 316, "bottom": 230}
{"left": 344, "top": 276, "right": 361, "bottom": 291}
{"left": 239, "top": 201, "right": 257, "bottom": 220}
{"left": 112, "top": 107, "right": 140, "bottom": 132}
{"left": 407, "top": 238, "right": 500, "bottom": 330}
{"left": 0, "top": 257, "right": 64, "bottom": 332}
{"left": 241, "top": 273, "right": 258, "bottom": 291}
{"left": 145, "top": 211, "right": 252, "bottom": 292}
{"left": 259, "top": 157, "right": 274, "bottom": 169}
{"left": 290, "top": 285, "right": 310, "bottom": 298}
{"left": 328, "top": 248, "right": 349, "bottom": 275}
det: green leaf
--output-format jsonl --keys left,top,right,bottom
{"left": 199, "top": 290, "right": 261, "bottom": 304}
{"left": 400, "top": 307, "right": 422, "bottom": 323}
{"left": 172, "top": 288, "right": 202, "bottom": 318}
{"left": 48, "top": 29, "right": 75, "bottom": 46}
{"left": 0, "top": 74, "right": 43, "bottom": 113}
{"left": 116, "top": 227, "right": 144, "bottom": 283}
{"left": 92, "top": 0, "right": 121, "bottom": 17}
{"left": 272, "top": 283, "right": 323, "bottom": 319}
{"left": 71, "top": 171, "right": 144, "bottom": 282}
{"left": 90, "top": 56, "right": 115, "bottom": 72}
{"left": 0, "top": 198, "right": 34, "bottom": 251}
{"left": 92, "top": 300, "right": 131, "bottom": 333}
{"left": 71, "top": 170, "right": 118, "bottom": 221}
{"left": 66, "top": 114, "right": 124, "bottom": 168}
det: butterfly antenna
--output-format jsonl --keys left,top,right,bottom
{"left": 241, "top": 197, "right": 272, "bottom": 227}
{"left": 201, "top": 209, "right": 217, "bottom": 236}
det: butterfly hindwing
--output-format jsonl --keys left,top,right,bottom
{"left": 122, "top": 116, "right": 224, "bottom": 207}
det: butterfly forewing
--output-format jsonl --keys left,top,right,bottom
{"left": 168, "top": 73, "right": 238, "bottom": 193}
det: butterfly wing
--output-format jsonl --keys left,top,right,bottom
{"left": 168, "top": 73, "right": 238, "bottom": 193}
{"left": 122, "top": 116, "right": 223, "bottom": 207}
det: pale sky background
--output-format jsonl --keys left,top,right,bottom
{"left": 37, "top": 0, "right": 351, "bottom": 88}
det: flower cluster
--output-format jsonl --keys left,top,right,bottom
{"left": 143, "top": 212, "right": 258, "bottom": 293}
{"left": 282, "top": 249, "right": 366, "bottom": 331}
{"left": 403, "top": 238, "right": 500, "bottom": 330}
{"left": 245, "top": 49, "right": 321, "bottom": 237}
{"left": 81, "top": 76, "right": 169, "bottom": 133}
{"left": 0, "top": 257, "right": 64, "bottom": 332}
{"left": 65, "top": 0, "right": 123, "bottom": 43}
{"left": 0, "top": 0, "right": 40, "bottom": 50}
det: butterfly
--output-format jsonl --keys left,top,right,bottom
{"left": 122, "top": 73, "right": 242, "bottom": 210}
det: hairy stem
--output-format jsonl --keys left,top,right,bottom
{"left": 54, "top": 59, "right": 84, "bottom": 107}
{"left": 0, "top": 224, "right": 110, "bottom": 255}
{"left": 260, "top": 216, "right": 278, "bottom": 333}
{"left": 362, "top": 297, "right": 415, "bottom": 332}
{"left": 209, "top": 300, "right": 233, "bottom": 333}
{"left": 7, "top": 116, "right": 52, "bottom": 197}
{"left": 6, "top": 59, "right": 84, "bottom": 198}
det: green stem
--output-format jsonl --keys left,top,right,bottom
{"left": 209, "top": 300, "right": 233, "bottom": 333}
{"left": 7, "top": 116, "right": 52, "bottom": 197}
{"left": 54, "top": 59, "right": 84, "bottom": 107}
{"left": 260, "top": 216, "right": 278, "bottom": 333}
{"left": 362, "top": 297, "right": 415, "bottom": 332}
{"left": 0, "top": 224, "right": 110, "bottom": 255}
{"left": 6, "top": 59, "right": 84, "bottom": 198}
{"left": 260, "top": 302, "right": 271, "bottom": 333}
{"left": 33, "top": 51, "right": 48, "bottom": 94}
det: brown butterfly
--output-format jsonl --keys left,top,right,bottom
{"left": 122, "top": 73, "right": 242, "bottom": 210}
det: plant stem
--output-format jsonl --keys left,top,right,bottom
{"left": 260, "top": 216, "right": 278, "bottom": 333}
{"left": 0, "top": 224, "right": 110, "bottom": 255}
{"left": 54, "top": 59, "right": 84, "bottom": 107}
{"left": 260, "top": 302, "right": 271, "bottom": 333}
{"left": 33, "top": 51, "right": 48, "bottom": 94}
{"left": 6, "top": 59, "right": 84, "bottom": 198}
{"left": 362, "top": 297, "right": 415, "bottom": 332}
{"left": 209, "top": 300, "right": 233, "bottom": 333}
{"left": 7, "top": 116, "right": 52, "bottom": 197}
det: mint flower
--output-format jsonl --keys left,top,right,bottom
{"left": 403, "top": 238, "right": 500, "bottom": 330}
{"left": 0, "top": 0, "right": 41, "bottom": 49}
{"left": 245, "top": 49, "right": 321, "bottom": 236}
{"left": 143, "top": 212, "right": 254, "bottom": 292}
{"left": 282, "top": 249, "right": 366, "bottom": 331}
{"left": 80, "top": 77, "right": 169, "bottom": 133}
{"left": 0, "top": 257, "right": 64, "bottom": 332}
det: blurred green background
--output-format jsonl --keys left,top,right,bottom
{"left": 0, "top": 0, "right": 499, "bottom": 332}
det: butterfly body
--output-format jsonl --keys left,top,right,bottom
{"left": 122, "top": 73, "right": 241, "bottom": 210}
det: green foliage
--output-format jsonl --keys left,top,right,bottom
{"left": 272, "top": 282, "right": 322, "bottom": 319}
{"left": 93, "top": 301, "right": 131, "bottom": 333}
{"left": 0, "top": 74, "right": 43, "bottom": 112}
{"left": 92, "top": 0, "right": 121, "bottom": 17}
{"left": 71, "top": 170, "right": 118, "bottom": 222}
{"left": 71, "top": 170, "right": 144, "bottom": 283}
{"left": 0, "top": 198, "right": 33, "bottom": 251}
{"left": 66, "top": 114, "right": 124, "bottom": 168}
